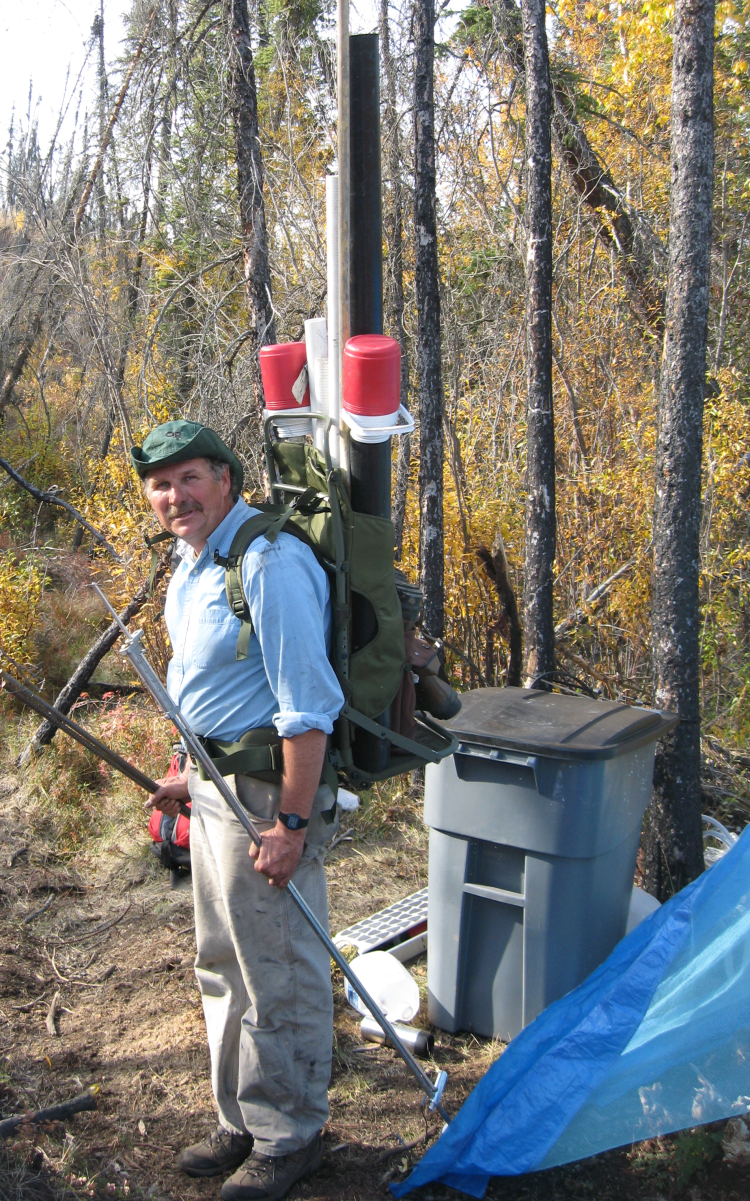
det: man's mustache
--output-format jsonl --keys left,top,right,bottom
{"left": 166, "top": 501, "right": 204, "bottom": 520}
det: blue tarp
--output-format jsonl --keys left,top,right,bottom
{"left": 393, "top": 827, "right": 750, "bottom": 1198}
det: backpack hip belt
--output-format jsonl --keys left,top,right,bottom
{"left": 196, "top": 726, "right": 338, "bottom": 821}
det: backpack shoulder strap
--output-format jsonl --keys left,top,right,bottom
{"left": 144, "top": 529, "right": 175, "bottom": 594}
{"left": 213, "top": 509, "right": 299, "bottom": 661}
{"left": 215, "top": 494, "right": 331, "bottom": 662}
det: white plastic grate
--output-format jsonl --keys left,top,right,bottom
{"left": 333, "top": 888, "right": 428, "bottom": 958}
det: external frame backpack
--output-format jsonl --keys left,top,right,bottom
{"left": 214, "top": 432, "right": 458, "bottom": 789}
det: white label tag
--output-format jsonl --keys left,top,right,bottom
{"left": 291, "top": 364, "right": 309, "bottom": 406}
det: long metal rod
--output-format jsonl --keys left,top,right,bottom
{"left": 91, "top": 585, "right": 449, "bottom": 1120}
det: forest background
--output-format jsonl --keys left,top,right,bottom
{"left": 0, "top": 0, "right": 748, "bottom": 849}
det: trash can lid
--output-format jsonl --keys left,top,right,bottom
{"left": 441, "top": 688, "right": 678, "bottom": 761}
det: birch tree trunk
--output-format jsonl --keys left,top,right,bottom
{"left": 521, "top": 0, "right": 556, "bottom": 686}
{"left": 643, "top": 0, "right": 714, "bottom": 899}
{"left": 94, "top": 3, "right": 107, "bottom": 240}
{"left": 380, "top": 0, "right": 410, "bottom": 560}
{"left": 228, "top": 0, "right": 276, "bottom": 414}
{"left": 414, "top": 0, "right": 444, "bottom": 637}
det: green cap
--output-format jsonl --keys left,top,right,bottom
{"left": 130, "top": 420, "right": 244, "bottom": 492}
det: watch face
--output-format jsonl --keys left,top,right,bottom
{"left": 280, "top": 812, "right": 306, "bottom": 829}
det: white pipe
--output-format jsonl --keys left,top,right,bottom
{"left": 326, "top": 175, "right": 340, "bottom": 466}
{"left": 305, "top": 316, "right": 329, "bottom": 456}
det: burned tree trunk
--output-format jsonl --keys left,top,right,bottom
{"left": 643, "top": 0, "right": 714, "bottom": 899}
{"left": 521, "top": 0, "right": 555, "bottom": 686}
{"left": 477, "top": 531, "right": 523, "bottom": 687}
{"left": 228, "top": 0, "right": 276, "bottom": 413}
{"left": 380, "top": 0, "right": 410, "bottom": 559}
{"left": 414, "top": 0, "right": 444, "bottom": 637}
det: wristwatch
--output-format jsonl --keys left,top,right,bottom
{"left": 278, "top": 811, "right": 309, "bottom": 830}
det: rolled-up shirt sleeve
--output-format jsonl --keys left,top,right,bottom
{"left": 244, "top": 533, "right": 344, "bottom": 739}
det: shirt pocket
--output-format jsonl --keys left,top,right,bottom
{"left": 189, "top": 608, "right": 243, "bottom": 670}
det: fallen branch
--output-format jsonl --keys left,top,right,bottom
{"left": 43, "top": 947, "right": 116, "bottom": 987}
{"left": 328, "top": 827, "right": 354, "bottom": 851}
{"left": 0, "top": 455, "right": 121, "bottom": 561}
{"left": 11, "top": 990, "right": 51, "bottom": 1013}
{"left": 377, "top": 1125, "right": 440, "bottom": 1163}
{"left": 554, "top": 558, "right": 636, "bottom": 637}
{"left": 17, "top": 557, "right": 170, "bottom": 765}
{"left": 22, "top": 894, "right": 57, "bottom": 926}
{"left": 0, "top": 1087, "right": 99, "bottom": 1139}
{"left": 703, "top": 734, "right": 750, "bottom": 771}
{"left": 73, "top": 903, "right": 132, "bottom": 942}
{"left": 440, "top": 639, "right": 490, "bottom": 686}
{"left": 555, "top": 644, "right": 616, "bottom": 697}
{"left": 45, "top": 991, "right": 62, "bottom": 1036}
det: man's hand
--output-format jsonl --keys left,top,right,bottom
{"left": 250, "top": 825, "right": 306, "bottom": 888}
{"left": 145, "top": 765, "right": 191, "bottom": 819}
{"left": 249, "top": 728, "right": 327, "bottom": 888}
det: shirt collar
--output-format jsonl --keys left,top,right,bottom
{"left": 205, "top": 498, "right": 258, "bottom": 560}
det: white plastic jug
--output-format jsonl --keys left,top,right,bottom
{"left": 344, "top": 950, "right": 421, "bottom": 1023}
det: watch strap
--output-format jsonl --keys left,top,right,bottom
{"left": 278, "top": 811, "right": 309, "bottom": 830}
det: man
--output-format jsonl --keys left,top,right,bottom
{"left": 132, "top": 420, "right": 344, "bottom": 1201}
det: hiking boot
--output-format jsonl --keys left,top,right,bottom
{"left": 177, "top": 1125, "right": 254, "bottom": 1177}
{"left": 219, "top": 1133, "right": 324, "bottom": 1201}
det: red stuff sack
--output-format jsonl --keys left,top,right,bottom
{"left": 149, "top": 748, "right": 191, "bottom": 878}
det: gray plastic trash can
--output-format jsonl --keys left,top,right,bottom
{"left": 425, "top": 688, "right": 676, "bottom": 1040}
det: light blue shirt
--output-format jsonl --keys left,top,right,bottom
{"left": 164, "top": 498, "right": 344, "bottom": 741}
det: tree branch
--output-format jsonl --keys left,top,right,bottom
{"left": 554, "top": 557, "right": 637, "bottom": 636}
{"left": 0, "top": 456, "right": 122, "bottom": 561}
{"left": 0, "top": 1088, "right": 98, "bottom": 1139}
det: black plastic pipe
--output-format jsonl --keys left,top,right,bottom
{"left": 349, "top": 31, "right": 390, "bottom": 521}
{"left": 349, "top": 32, "right": 391, "bottom": 774}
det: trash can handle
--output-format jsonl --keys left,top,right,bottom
{"left": 455, "top": 744, "right": 540, "bottom": 791}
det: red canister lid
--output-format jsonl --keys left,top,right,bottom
{"left": 343, "top": 335, "right": 401, "bottom": 416}
{"left": 259, "top": 342, "right": 310, "bottom": 410}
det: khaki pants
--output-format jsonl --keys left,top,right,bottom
{"left": 188, "top": 766, "right": 336, "bottom": 1155}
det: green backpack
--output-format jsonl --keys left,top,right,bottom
{"left": 214, "top": 437, "right": 456, "bottom": 788}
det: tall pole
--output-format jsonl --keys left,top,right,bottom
{"left": 349, "top": 34, "right": 389, "bottom": 520}
{"left": 346, "top": 32, "right": 391, "bottom": 774}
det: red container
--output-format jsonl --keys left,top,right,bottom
{"left": 343, "top": 335, "right": 401, "bottom": 416}
{"left": 259, "top": 342, "right": 310, "bottom": 409}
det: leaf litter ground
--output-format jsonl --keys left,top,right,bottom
{"left": 0, "top": 769, "right": 748, "bottom": 1201}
